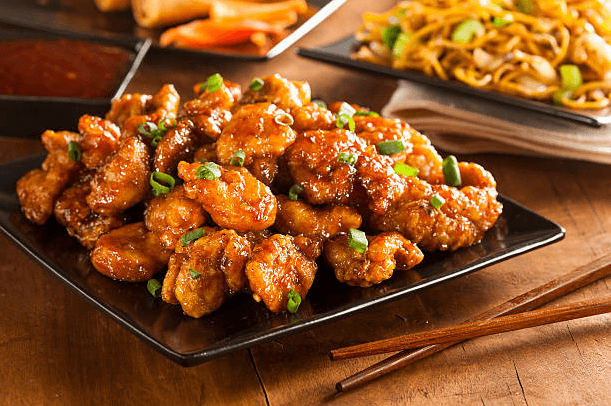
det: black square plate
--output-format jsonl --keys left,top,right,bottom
{"left": 0, "top": 26, "right": 150, "bottom": 138}
{"left": 0, "top": 0, "right": 346, "bottom": 60}
{"left": 0, "top": 154, "right": 564, "bottom": 366}
{"left": 296, "top": 36, "right": 611, "bottom": 127}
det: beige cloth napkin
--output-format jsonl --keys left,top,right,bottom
{"left": 381, "top": 80, "right": 611, "bottom": 164}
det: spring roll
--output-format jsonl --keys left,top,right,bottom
{"left": 94, "top": 0, "right": 131, "bottom": 12}
{"left": 131, "top": 0, "right": 213, "bottom": 28}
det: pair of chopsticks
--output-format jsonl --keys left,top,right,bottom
{"left": 330, "top": 253, "right": 611, "bottom": 392}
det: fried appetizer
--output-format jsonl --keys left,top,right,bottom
{"left": 325, "top": 232, "right": 424, "bottom": 287}
{"left": 77, "top": 115, "right": 122, "bottom": 169}
{"left": 91, "top": 222, "right": 173, "bottom": 282}
{"left": 240, "top": 73, "right": 310, "bottom": 113}
{"left": 246, "top": 234, "right": 317, "bottom": 313}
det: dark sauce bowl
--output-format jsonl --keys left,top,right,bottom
{"left": 0, "top": 26, "right": 150, "bottom": 139}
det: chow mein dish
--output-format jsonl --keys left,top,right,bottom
{"left": 353, "top": 0, "right": 611, "bottom": 110}
{"left": 16, "top": 73, "right": 502, "bottom": 318}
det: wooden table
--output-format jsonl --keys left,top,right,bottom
{"left": 2, "top": 1, "right": 610, "bottom": 404}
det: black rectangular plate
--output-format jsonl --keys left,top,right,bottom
{"left": 0, "top": 26, "right": 150, "bottom": 138}
{"left": 0, "top": 155, "right": 565, "bottom": 366}
{"left": 0, "top": 0, "right": 346, "bottom": 60}
{"left": 296, "top": 36, "right": 611, "bottom": 127}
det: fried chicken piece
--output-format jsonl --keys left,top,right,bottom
{"left": 77, "top": 115, "right": 122, "bottom": 169}
{"left": 54, "top": 172, "right": 127, "bottom": 249}
{"left": 91, "top": 222, "right": 172, "bottom": 282}
{"left": 178, "top": 161, "right": 277, "bottom": 232}
{"left": 163, "top": 229, "right": 251, "bottom": 317}
{"left": 16, "top": 130, "right": 82, "bottom": 224}
{"left": 193, "top": 141, "right": 218, "bottom": 163}
{"left": 291, "top": 102, "right": 335, "bottom": 133}
{"left": 183, "top": 80, "right": 241, "bottom": 140}
{"left": 247, "top": 156, "right": 279, "bottom": 186}
{"left": 285, "top": 128, "right": 367, "bottom": 206}
{"left": 239, "top": 73, "right": 311, "bottom": 113}
{"left": 245, "top": 234, "right": 317, "bottom": 313}
{"left": 370, "top": 162, "right": 503, "bottom": 251}
{"left": 357, "top": 148, "right": 406, "bottom": 214}
{"left": 324, "top": 232, "right": 424, "bottom": 287}
{"left": 120, "top": 84, "right": 181, "bottom": 139}
{"left": 354, "top": 115, "right": 444, "bottom": 183}
{"left": 144, "top": 185, "right": 208, "bottom": 249}
{"left": 216, "top": 102, "right": 297, "bottom": 167}
{"left": 274, "top": 194, "right": 362, "bottom": 240}
{"left": 105, "top": 93, "right": 152, "bottom": 128}
{"left": 87, "top": 136, "right": 152, "bottom": 216}
{"left": 153, "top": 119, "right": 198, "bottom": 175}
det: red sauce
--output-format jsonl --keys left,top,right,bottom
{"left": 0, "top": 38, "right": 133, "bottom": 98}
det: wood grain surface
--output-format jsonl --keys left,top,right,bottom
{"left": 1, "top": 1, "right": 610, "bottom": 405}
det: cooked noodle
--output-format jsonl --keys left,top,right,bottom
{"left": 353, "top": 0, "right": 611, "bottom": 110}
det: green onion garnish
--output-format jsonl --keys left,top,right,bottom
{"left": 150, "top": 171, "right": 175, "bottom": 196}
{"left": 150, "top": 135, "right": 163, "bottom": 147}
{"left": 312, "top": 100, "right": 327, "bottom": 108}
{"left": 286, "top": 289, "right": 301, "bottom": 313}
{"left": 392, "top": 32, "right": 412, "bottom": 59}
{"left": 147, "top": 279, "right": 162, "bottom": 297}
{"left": 559, "top": 65, "right": 583, "bottom": 91}
{"left": 348, "top": 228, "right": 368, "bottom": 254}
{"left": 393, "top": 162, "right": 419, "bottom": 177}
{"left": 516, "top": 0, "right": 534, "bottom": 14}
{"left": 274, "top": 112, "right": 294, "bottom": 126}
{"left": 180, "top": 228, "right": 206, "bottom": 247}
{"left": 382, "top": 24, "right": 402, "bottom": 50}
{"left": 430, "top": 194, "right": 446, "bottom": 210}
{"left": 492, "top": 15, "right": 514, "bottom": 27}
{"left": 337, "top": 151, "right": 357, "bottom": 166}
{"left": 68, "top": 141, "right": 81, "bottom": 162}
{"left": 231, "top": 150, "right": 246, "bottom": 166}
{"left": 158, "top": 118, "right": 177, "bottom": 132}
{"left": 442, "top": 155, "right": 462, "bottom": 187}
{"left": 354, "top": 110, "right": 380, "bottom": 117}
{"left": 336, "top": 113, "right": 356, "bottom": 132}
{"left": 137, "top": 121, "right": 159, "bottom": 137}
{"left": 552, "top": 89, "right": 573, "bottom": 106}
{"left": 249, "top": 77, "right": 264, "bottom": 91}
{"left": 189, "top": 268, "right": 202, "bottom": 279}
{"left": 196, "top": 162, "right": 221, "bottom": 180}
{"left": 205, "top": 73, "right": 223, "bottom": 93}
{"left": 451, "top": 19, "right": 484, "bottom": 43}
{"left": 377, "top": 140, "right": 406, "bottom": 155}
{"left": 288, "top": 184, "right": 303, "bottom": 201}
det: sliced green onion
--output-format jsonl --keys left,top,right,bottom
{"left": 288, "top": 184, "right": 303, "bottom": 200}
{"left": 354, "top": 110, "right": 380, "bottom": 117}
{"left": 393, "top": 162, "right": 419, "bottom": 177}
{"left": 337, "top": 151, "right": 358, "bottom": 166}
{"left": 150, "top": 171, "right": 175, "bottom": 196}
{"left": 553, "top": 89, "right": 573, "bottom": 106}
{"left": 180, "top": 228, "right": 206, "bottom": 247}
{"left": 150, "top": 135, "right": 163, "bottom": 147}
{"left": 377, "top": 140, "right": 406, "bottom": 155}
{"left": 336, "top": 113, "right": 356, "bottom": 132}
{"left": 286, "top": 289, "right": 301, "bottom": 313}
{"left": 493, "top": 15, "right": 514, "bottom": 27}
{"left": 392, "top": 32, "right": 412, "bottom": 59}
{"left": 231, "top": 150, "right": 246, "bottom": 167}
{"left": 451, "top": 19, "right": 484, "bottom": 43}
{"left": 348, "top": 228, "right": 368, "bottom": 254}
{"left": 312, "top": 100, "right": 327, "bottom": 108}
{"left": 158, "top": 118, "right": 177, "bottom": 132}
{"left": 137, "top": 121, "right": 160, "bottom": 137}
{"left": 196, "top": 162, "right": 221, "bottom": 180}
{"left": 516, "top": 0, "right": 534, "bottom": 14}
{"left": 382, "top": 24, "right": 402, "bottom": 50}
{"left": 442, "top": 155, "right": 462, "bottom": 187}
{"left": 206, "top": 73, "right": 223, "bottom": 93}
{"left": 559, "top": 65, "right": 583, "bottom": 91}
{"left": 68, "top": 141, "right": 81, "bottom": 162}
{"left": 274, "top": 112, "right": 294, "bottom": 126}
{"left": 430, "top": 194, "right": 446, "bottom": 210}
{"left": 147, "top": 279, "right": 162, "bottom": 297}
{"left": 189, "top": 268, "right": 202, "bottom": 279}
{"left": 249, "top": 77, "right": 264, "bottom": 91}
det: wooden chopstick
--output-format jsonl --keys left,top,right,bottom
{"left": 331, "top": 295, "right": 611, "bottom": 360}
{"left": 334, "top": 253, "right": 611, "bottom": 392}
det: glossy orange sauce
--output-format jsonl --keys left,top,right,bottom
{"left": 0, "top": 38, "right": 133, "bottom": 98}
